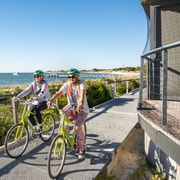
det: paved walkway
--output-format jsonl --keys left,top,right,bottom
{"left": 0, "top": 90, "right": 139, "bottom": 180}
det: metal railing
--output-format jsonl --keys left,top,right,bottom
{"left": 138, "top": 41, "right": 180, "bottom": 125}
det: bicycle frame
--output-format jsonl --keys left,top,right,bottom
{"left": 12, "top": 100, "right": 47, "bottom": 144}
{"left": 53, "top": 116, "right": 76, "bottom": 155}
{"left": 60, "top": 117, "right": 76, "bottom": 147}
{"left": 13, "top": 100, "right": 34, "bottom": 142}
{"left": 19, "top": 99, "right": 54, "bottom": 134}
{"left": 5, "top": 99, "right": 56, "bottom": 158}
{"left": 18, "top": 100, "right": 36, "bottom": 131}
{"left": 47, "top": 110, "right": 86, "bottom": 178}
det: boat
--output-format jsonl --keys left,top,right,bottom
{"left": 13, "top": 72, "right": 20, "bottom": 76}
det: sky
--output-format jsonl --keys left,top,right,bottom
{"left": 0, "top": 0, "right": 148, "bottom": 73}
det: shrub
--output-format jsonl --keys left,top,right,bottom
{"left": 86, "top": 81, "right": 112, "bottom": 107}
{"left": 116, "top": 82, "right": 126, "bottom": 96}
{"left": 129, "top": 79, "right": 139, "bottom": 91}
{"left": 0, "top": 105, "right": 14, "bottom": 146}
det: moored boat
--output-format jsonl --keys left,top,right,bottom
{"left": 13, "top": 72, "right": 20, "bottom": 76}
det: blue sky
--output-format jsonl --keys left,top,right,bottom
{"left": 0, "top": 0, "right": 148, "bottom": 73}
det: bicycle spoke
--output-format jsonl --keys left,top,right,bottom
{"left": 48, "top": 135, "right": 66, "bottom": 179}
{"left": 40, "top": 114, "right": 55, "bottom": 141}
{"left": 5, "top": 123, "right": 29, "bottom": 158}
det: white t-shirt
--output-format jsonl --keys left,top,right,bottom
{"left": 60, "top": 80, "right": 90, "bottom": 113}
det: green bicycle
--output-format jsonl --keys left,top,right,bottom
{"left": 47, "top": 109, "right": 87, "bottom": 179}
{"left": 4, "top": 99, "right": 56, "bottom": 158}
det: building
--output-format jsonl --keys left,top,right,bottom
{"left": 138, "top": 0, "right": 180, "bottom": 179}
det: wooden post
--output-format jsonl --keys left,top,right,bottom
{"left": 111, "top": 83, "right": 115, "bottom": 98}
{"left": 12, "top": 99, "right": 18, "bottom": 123}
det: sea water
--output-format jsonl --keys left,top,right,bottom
{"left": 0, "top": 73, "right": 34, "bottom": 86}
{"left": 0, "top": 72, "right": 122, "bottom": 87}
{"left": 0, "top": 72, "right": 68, "bottom": 87}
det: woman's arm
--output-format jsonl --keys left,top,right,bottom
{"left": 47, "top": 89, "right": 64, "bottom": 108}
{"left": 76, "top": 88, "right": 85, "bottom": 113}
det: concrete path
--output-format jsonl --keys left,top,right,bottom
{"left": 0, "top": 90, "right": 139, "bottom": 180}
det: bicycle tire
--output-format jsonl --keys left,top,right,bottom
{"left": 47, "top": 134, "right": 66, "bottom": 179}
{"left": 5, "top": 123, "right": 29, "bottom": 158}
{"left": 40, "top": 113, "right": 55, "bottom": 142}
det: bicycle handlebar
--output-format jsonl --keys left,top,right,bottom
{"left": 14, "top": 98, "right": 36, "bottom": 106}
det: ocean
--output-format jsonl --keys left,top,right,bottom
{"left": 0, "top": 72, "right": 122, "bottom": 87}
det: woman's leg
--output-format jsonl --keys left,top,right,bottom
{"left": 76, "top": 111, "right": 88, "bottom": 153}
{"left": 35, "top": 101, "right": 47, "bottom": 124}
{"left": 28, "top": 113, "right": 36, "bottom": 126}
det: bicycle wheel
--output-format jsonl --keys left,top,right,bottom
{"left": 5, "top": 123, "right": 29, "bottom": 158}
{"left": 40, "top": 113, "right": 55, "bottom": 141}
{"left": 47, "top": 135, "right": 66, "bottom": 179}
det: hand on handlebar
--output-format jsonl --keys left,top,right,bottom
{"left": 12, "top": 96, "right": 20, "bottom": 102}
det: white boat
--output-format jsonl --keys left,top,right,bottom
{"left": 13, "top": 72, "right": 20, "bottom": 76}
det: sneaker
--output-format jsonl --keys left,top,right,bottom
{"left": 78, "top": 151, "right": 85, "bottom": 160}
{"left": 36, "top": 124, "right": 42, "bottom": 132}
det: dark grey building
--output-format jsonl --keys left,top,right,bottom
{"left": 138, "top": 0, "right": 180, "bottom": 179}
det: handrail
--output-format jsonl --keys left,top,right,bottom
{"left": 138, "top": 41, "right": 180, "bottom": 125}
{"left": 141, "top": 41, "right": 180, "bottom": 57}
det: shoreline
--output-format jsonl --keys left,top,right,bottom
{"left": 0, "top": 71, "right": 140, "bottom": 87}
{"left": 87, "top": 71, "right": 140, "bottom": 78}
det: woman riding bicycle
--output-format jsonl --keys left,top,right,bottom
{"left": 13, "top": 70, "right": 51, "bottom": 132}
{"left": 47, "top": 68, "right": 90, "bottom": 160}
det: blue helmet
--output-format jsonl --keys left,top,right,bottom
{"left": 34, "top": 70, "right": 45, "bottom": 77}
{"left": 67, "top": 68, "right": 80, "bottom": 76}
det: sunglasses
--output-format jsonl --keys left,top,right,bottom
{"left": 34, "top": 75, "right": 41, "bottom": 78}
{"left": 67, "top": 75, "right": 76, "bottom": 79}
